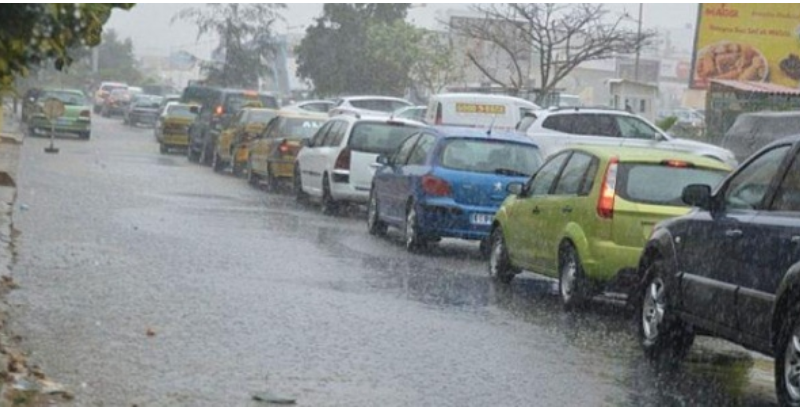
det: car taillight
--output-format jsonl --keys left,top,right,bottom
{"left": 661, "top": 160, "right": 693, "bottom": 168}
{"left": 215, "top": 105, "right": 224, "bottom": 116}
{"left": 278, "top": 139, "right": 290, "bottom": 155}
{"left": 334, "top": 147, "right": 351, "bottom": 170}
{"left": 80, "top": 110, "right": 90, "bottom": 118}
{"left": 421, "top": 175, "right": 451, "bottom": 197}
{"left": 597, "top": 157, "right": 618, "bottom": 219}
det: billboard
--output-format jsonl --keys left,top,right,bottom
{"left": 690, "top": 4, "right": 800, "bottom": 89}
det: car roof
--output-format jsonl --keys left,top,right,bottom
{"left": 425, "top": 126, "right": 538, "bottom": 146}
{"left": 734, "top": 111, "right": 800, "bottom": 119}
{"left": 532, "top": 107, "right": 639, "bottom": 117}
{"left": 340, "top": 95, "right": 411, "bottom": 102}
{"left": 767, "top": 134, "right": 800, "bottom": 147}
{"left": 43, "top": 88, "right": 84, "bottom": 95}
{"left": 430, "top": 93, "right": 538, "bottom": 107}
{"left": 329, "top": 114, "right": 426, "bottom": 126}
{"left": 557, "top": 145, "right": 732, "bottom": 170}
{"left": 274, "top": 109, "right": 327, "bottom": 119}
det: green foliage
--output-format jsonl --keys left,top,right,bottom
{"left": 172, "top": 4, "right": 285, "bottom": 89}
{"left": 656, "top": 116, "right": 679, "bottom": 132}
{"left": 0, "top": 4, "right": 134, "bottom": 88}
{"left": 411, "top": 31, "right": 461, "bottom": 95}
{"left": 295, "top": 3, "right": 418, "bottom": 96}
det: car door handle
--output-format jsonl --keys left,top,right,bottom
{"left": 561, "top": 206, "right": 573, "bottom": 213}
{"left": 532, "top": 206, "right": 541, "bottom": 214}
{"left": 725, "top": 229, "right": 743, "bottom": 238}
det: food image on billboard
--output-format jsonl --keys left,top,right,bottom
{"left": 690, "top": 4, "right": 800, "bottom": 89}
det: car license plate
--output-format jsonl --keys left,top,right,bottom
{"left": 56, "top": 118, "right": 70, "bottom": 126}
{"left": 471, "top": 214, "right": 493, "bottom": 225}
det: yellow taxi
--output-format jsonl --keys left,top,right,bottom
{"left": 247, "top": 110, "right": 327, "bottom": 189}
{"left": 157, "top": 103, "right": 197, "bottom": 154}
{"left": 212, "top": 107, "right": 278, "bottom": 174}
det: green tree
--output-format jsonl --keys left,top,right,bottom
{"left": 172, "top": 4, "right": 285, "bottom": 89}
{"left": 0, "top": 4, "right": 134, "bottom": 88}
{"left": 410, "top": 30, "right": 463, "bottom": 95}
{"left": 295, "top": 4, "right": 417, "bottom": 96}
{"left": 95, "top": 29, "right": 143, "bottom": 85}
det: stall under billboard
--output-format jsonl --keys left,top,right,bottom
{"left": 691, "top": 3, "right": 800, "bottom": 89}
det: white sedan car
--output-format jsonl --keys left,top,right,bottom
{"left": 328, "top": 96, "right": 413, "bottom": 118}
{"left": 294, "top": 115, "right": 425, "bottom": 214}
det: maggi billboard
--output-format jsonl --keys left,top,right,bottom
{"left": 691, "top": 3, "right": 800, "bottom": 89}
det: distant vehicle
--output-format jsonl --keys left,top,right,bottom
{"left": 489, "top": 146, "right": 729, "bottom": 309}
{"left": 369, "top": 127, "right": 543, "bottom": 254}
{"left": 424, "top": 93, "right": 540, "bottom": 130}
{"left": 123, "top": 94, "right": 162, "bottom": 127}
{"left": 247, "top": 110, "right": 328, "bottom": 188}
{"left": 93, "top": 81, "right": 127, "bottom": 114}
{"left": 282, "top": 100, "right": 336, "bottom": 114}
{"left": 294, "top": 115, "right": 425, "bottom": 214}
{"left": 392, "top": 105, "right": 427, "bottom": 123}
{"left": 722, "top": 111, "right": 800, "bottom": 163}
{"left": 182, "top": 85, "right": 279, "bottom": 165}
{"left": 658, "top": 107, "right": 705, "bottom": 127}
{"left": 101, "top": 88, "right": 133, "bottom": 118}
{"left": 211, "top": 107, "right": 279, "bottom": 174}
{"left": 518, "top": 107, "right": 738, "bottom": 167}
{"left": 558, "top": 94, "right": 583, "bottom": 108}
{"left": 153, "top": 95, "right": 182, "bottom": 138}
{"left": 328, "top": 96, "right": 413, "bottom": 118}
{"left": 635, "top": 135, "right": 800, "bottom": 406}
{"left": 27, "top": 89, "right": 92, "bottom": 139}
{"left": 156, "top": 103, "right": 197, "bottom": 154}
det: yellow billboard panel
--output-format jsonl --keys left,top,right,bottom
{"left": 691, "top": 3, "right": 800, "bottom": 89}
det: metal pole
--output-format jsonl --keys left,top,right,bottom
{"left": 634, "top": 3, "right": 643, "bottom": 82}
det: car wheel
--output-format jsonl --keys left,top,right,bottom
{"left": 404, "top": 201, "right": 426, "bottom": 252}
{"left": 321, "top": 174, "right": 339, "bottom": 216}
{"left": 293, "top": 164, "right": 307, "bottom": 202}
{"left": 187, "top": 145, "right": 200, "bottom": 163}
{"left": 367, "top": 188, "right": 388, "bottom": 236}
{"left": 479, "top": 238, "right": 491, "bottom": 258}
{"left": 246, "top": 156, "right": 259, "bottom": 186}
{"left": 79, "top": 131, "right": 90, "bottom": 140}
{"left": 265, "top": 162, "right": 278, "bottom": 193}
{"left": 776, "top": 304, "right": 800, "bottom": 406}
{"left": 638, "top": 259, "right": 695, "bottom": 361}
{"left": 200, "top": 142, "right": 213, "bottom": 166}
{"left": 160, "top": 144, "right": 168, "bottom": 154}
{"left": 558, "top": 243, "right": 589, "bottom": 311}
{"left": 212, "top": 149, "right": 224, "bottom": 173}
{"left": 231, "top": 156, "right": 243, "bottom": 178}
{"left": 488, "top": 227, "right": 517, "bottom": 284}
{"left": 27, "top": 127, "right": 37, "bottom": 137}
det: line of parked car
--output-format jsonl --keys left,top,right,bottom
{"left": 39, "top": 79, "right": 800, "bottom": 405}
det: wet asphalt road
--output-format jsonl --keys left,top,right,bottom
{"left": 5, "top": 116, "right": 779, "bottom": 406}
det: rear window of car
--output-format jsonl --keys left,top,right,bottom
{"left": 350, "top": 99, "right": 409, "bottom": 113}
{"left": 225, "top": 93, "right": 279, "bottom": 113}
{"left": 348, "top": 122, "right": 421, "bottom": 154}
{"left": 276, "top": 117, "right": 326, "bottom": 139}
{"left": 439, "top": 138, "right": 542, "bottom": 176}
{"left": 166, "top": 105, "right": 195, "bottom": 118}
{"left": 617, "top": 163, "right": 728, "bottom": 206}
{"left": 244, "top": 110, "right": 278, "bottom": 124}
{"left": 41, "top": 91, "right": 86, "bottom": 106}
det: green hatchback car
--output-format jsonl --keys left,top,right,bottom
{"left": 27, "top": 89, "right": 92, "bottom": 139}
{"left": 488, "top": 145, "right": 731, "bottom": 309}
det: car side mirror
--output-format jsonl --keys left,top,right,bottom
{"left": 376, "top": 154, "right": 390, "bottom": 165}
{"left": 507, "top": 182, "right": 525, "bottom": 196}
{"left": 682, "top": 184, "right": 712, "bottom": 210}
{"left": 189, "top": 106, "right": 199, "bottom": 115}
{"left": 301, "top": 138, "right": 313, "bottom": 148}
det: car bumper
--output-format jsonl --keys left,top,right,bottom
{"left": 582, "top": 239, "right": 642, "bottom": 285}
{"left": 29, "top": 117, "right": 90, "bottom": 133}
{"left": 267, "top": 156, "right": 297, "bottom": 179}
{"left": 416, "top": 199, "right": 498, "bottom": 241}
{"left": 161, "top": 133, "right": 189, "bottom": 146}
{"left": 331, "top": 181, "right": 370, "bottom": 204}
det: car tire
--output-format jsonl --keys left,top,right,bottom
{"left": 79, "top": 131, "right": 91, "bottom": 140}
{"left": 246, "top": 156, "right": 260, "bottom": 186}
{"left": 27, "top": 127, "right": 37, "bottom": 137}
{"left": 367, "top": 188, "right": 388, "bottom": 237}
{"left": 404, "top": 201, "right": 426, "bottom": 252}
{"left": 488, "top": 227, "right": 517, "bottom": 284}
{"left": 558, "top": 243, "right": 590, "bottom": 311}
{"left": 200, "top": 141, "right": 212, "bottom": 166}
{"left": 212, "top": 149, "right": 224, "bottom": 173}
{"left": 231, "top": 155, "right": 244, "bottom": 178}
{"left": 775, "top": 303, "right": 800, "bottom": 406}
{"left": 265, "top": 162, "right": 278, "bottom": 193}
{"left": 187, "top": 145, "right": 200, "bottom": 163}
{"left": 479, "top": 238, "right": 491, "bottom": 258}
{"left": 293, "top": 164, "right": 307, "bottom": 203}
{"left": 638, "top": 259, "right": 695, "bottom": 361}
{"left": 321, "top": 174, "right": 339, "bottom": 216}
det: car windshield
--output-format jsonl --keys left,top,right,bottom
{"left": 348, "top": 122, "right": 421, "bottom": 153}
{"left": 618, "top": 163, "right": 728, "bottom": 206}
{"left": 40, "top": 90, "right": 86, "bottom": 106}
{"left": 350, "top": 99, "right": 410, "bottom": 112}
{"left": 133, "top": 95, "right": 161, "bottom": 108}
{"left": 439, "top": 138, "right": 542, "bottom": 176}
{"left": 226, "top": 94, "right": 279, "bottom": 113}
{"left": 244, "top": 110, "right": 278, "bottom": 124}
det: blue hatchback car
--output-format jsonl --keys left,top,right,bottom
{"left": 367, "top": 126, "right": 543, "bottom": 253}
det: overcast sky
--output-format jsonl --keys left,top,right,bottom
{"left": 106, "top": 3, "right": 700, "bottom": 59}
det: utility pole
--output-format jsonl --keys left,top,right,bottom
{"left": 634, "top": 3, "right": 643, "bottom": 82}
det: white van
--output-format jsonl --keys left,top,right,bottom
{"left": 424, "top": 93, "right": 540, "bottom": 130}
